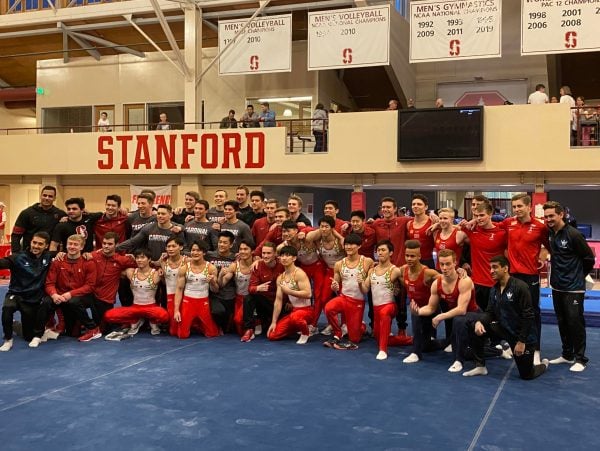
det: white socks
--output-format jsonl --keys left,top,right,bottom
{"left": 403, "top": 353, "right": 420, "bottom": 364}
{"left": 0, "top": 339, "right": 13, "bottom": 352}
{"left": 448, "top": 360, "right": 463, "bottom": 373}
{"left": 463, "top": 366, "right": 488, "bottom": 377}
{"left": 375, "top": 351, "right": 388, "bottom": 360}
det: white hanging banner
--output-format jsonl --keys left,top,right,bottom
{"left": 409, "top": 0, "right": 502, "bottom": 63}
{"left": 129, "top": 185, "right": 172, "bottom": 211}
{"left": 218, "top": 14, "right": 292, "bottom": 75}
{"left": 521, "top": 0, "right": 600, "bottom": 56}
{"left": 307, "top": 5, "right": 390, "bottom": 71}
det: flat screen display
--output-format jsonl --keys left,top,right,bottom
{"left": 398, "top": 107, "right": 483, "bottom": 161}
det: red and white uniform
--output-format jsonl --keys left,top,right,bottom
{"left": 436, "top": 275, "right": 478, "bottom": 313}
{"left": 325, "top": 256, "right": 367, "bottom": 343}
{"left": 434, "top": 229, "right": 463, "bottom": 270}
{"left": 370, "top": 266, "right": 399, "bottom": 353}
{"left": 177, "top": 262, "right": 220, "bottom": 339}
{"left": 463, "top": 225, "right": 507, "bottom": 287}
{"left": 233, "top": 263, "right": 251, "bottom": 336}
{"left": 312, "top": 238, "right": 344, "bottom": 327}
{"left": 408, "top": 218, "right": 435, "bottom": 262}
{"left": 296, "top": 241, "right": 325, "bottom": 311}
{"left": 268, "top": 269, "right": 313, "bottom": 340}
{"left": 499, "top": 216, "right": 548, "bottom": 275}
{"left": 164, "top": 260, "right": 182, "bottom": 336}
{"left": 104, "top": 269, "right": 169, "bottom": 325}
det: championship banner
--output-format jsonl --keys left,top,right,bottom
{"left": 521, "top": 0, "right": 600, "bottom": 55}
{"left": 218, "top": 14, "right": 292, "bottom": 75}
{"left": 307, "top": 5, "right": 390, "bottom": 71}
{"left": 409, "top": 0, "right": 502, "bottom": 63}
{"left": 129, "top": 185, "right": 172, "bottom": 211}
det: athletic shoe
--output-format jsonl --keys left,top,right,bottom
{"left": 308, "top": 325, "right": 319, "bottom": 337}
{"left": 549, "top": 356, "right": 575, "bottom": 365}
{"left": 403, "top": 353, "right": 420, "bottom": 364}
{"left": 463, "top": 366, "right": 488, "bottom": 377}
{"left": 323, "top": 337, "right": 339, "bottom": 348}
{"left": 534, "top": 350, "right": 541, "bottom": 365}
{"left": 78, "top": 327, "right": 102, "bottom": 342}
{"left": 296, "top": 334, "right": 309, "bottom": 345}
{"left": 105, "top": 331, "right": 126, "bottom": 341}
{"left": 241, "top": 329, "right": 255, "bottom": 342}
{"left": 0, "top": 339, "right": 13, "bottom": 352}
{"left": 444, "top": 344, "right": 453, "bottom": 353}
{"left": 42, "top": 329, "right": 59, "bottom": 341}
{"left": 128, "top": 319, "right": 144, "bottom": 336}
{"left": 150, "top": 323, "right": 161, "bottom": 336}
{"left": 570, "top": 362, "right": 586, "bottom": 372}
{"left": 501, "top": 347, "right": 513, "bottom": 360}
{"left": 28, "top": 337, "right": 42, "bottom": 348}
{"left": 320, "top": 325, "right": 333, "bottom": 336}
{"left": 448, "top": 360, "right": 463, "bottom": 373}
{"left": 254, "top": 324, "right": 263, "bottom": 336}
{"left": 333, "top": 339, "right": 358, "bottom": 350}
{"left": 541, "top": 358, "right": 549, "bottom": 368}
{"left": 375, "top": 351, "right": 388, "bottom": 360}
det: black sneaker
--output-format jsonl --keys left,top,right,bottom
{"left": 333, "top": 339, "right": 358, "bottom": 350}
{"left": 323, "top": 337, "right": 340, "bottom": 348}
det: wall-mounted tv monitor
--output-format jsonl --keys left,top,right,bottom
{"left": 398, "top": 106, "right": 483, "bottom": 161}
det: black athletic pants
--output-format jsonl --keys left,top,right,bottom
{"left": 2, "top": 294, "right": 42, "bottom": 341}
{"left": 513, "top": 273, "right": 541, "bottom": 350}
{"left": 210, "top": 296, "right": 235, "bottom": 332}
{"left": 243, "top": 294, "right": 274, "bottom": 331}
{"left": 552, "top": 290, "right": 588, "bottom": 364}
{"left": 69, "top": 294, "right": 113, "bottom": 331}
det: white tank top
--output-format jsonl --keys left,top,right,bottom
{"left": 297, "top": 241, "right": 319, "bottom": 266}
{"left": 164, "top": 259, "right": 183, "bottom": 295}
{"left": 131, "top": 269, "right": 158, "bottom": 305}
{"left": 340, "top": 256, "right": 366, "bottom": 299}
{"left": 319, "top": 238, "right": 344, "bottom": 269}
{"left": 282, "top": 269, "right": 311, "bottom": 308}
{"left": 235, "top": 262, "right": 251, "bottom": 296}
{"left": 183, "top": 262, "right": 210, "bottom": 298}
{"left": 370, "top": 266, "right": 395, "bottom": 307}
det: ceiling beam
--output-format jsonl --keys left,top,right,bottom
{"left": 69, "top": 31, "right": 146, "bottom": 58}
{"left": 149, "top": 0, "right": 191, "bottom": 78}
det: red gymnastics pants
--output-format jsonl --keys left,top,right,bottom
{"left": 104, "top": 303, "right": 169, "bottom": 325}
{"left": 177, "top": 295, "right": 220, "bottom": 339}
{"left": 325, "top": 294, "right": 366, "bottom": 343}
{"left": 268, "top": 306, "right": 313, "bottom": 340}
{"left": 166, "top": 294, "right": 179, "bottom": 336}
{"left": 373, "top": 303, "right": 399, "bottom": 354}
{"left": 233, "top": 294, "right": 245, "bottom": 336}
{"left": 311, "top": 265, "right": 334, "bottom": 327}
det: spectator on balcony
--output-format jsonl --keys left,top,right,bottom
{"left": 387, "top": 99, "right": 399, "bottom": 111}
{"left": 312, "top": 103, "right": 328, "bottom": 153}
{"left": 156, "top": 112, "right": 171, "bottom": 131}
{"left": 259, "top": 102, "right": 276, "bottom": 127}
{"left": 550, "top": 96, "right": 559, "bottom": 103}
{"left": 407, "top": 98, "right": 416, "bottom": 109}
{"left": 0, "top": 202, "right": 6, "bottom": 244}
{"left": 528, "top": 84, "right": 549, "bottom": 105}
{"left": 240, "top": 105, "right": 260, "bottom": 128}
{"left": 97, "top": 112, "right": 112, "bottom": 132}
{"left": 435, "top": 98, "right": 444, "bottom": 108}
{"left": 559, "top": 86, "right": 576, "bottom": 145}
{"left": 220, "top": 109, "right": 238, "bottom": 129}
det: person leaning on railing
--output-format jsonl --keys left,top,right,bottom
{"left": 312, "top": 103, "right": 328, "bottom": 152}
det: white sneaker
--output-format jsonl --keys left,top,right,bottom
{"left": 150, "top": 323, "right": 161, "bottom": 335}
{"left": 549, "top": 356, "right": 575, "bottom": 365}
{"left": 28, "top": 337, "right": 42, "bottom": 348}
{"left": 541, "top": 358, "right": 550, "bottom": 368}
{"left": 296, "top": 334, "right": 309, "bottom": 345}
{"left": 254, "top": 324, "right": 263, "bottom": 336}
{"left": 128, "top": 319, "right": 144, "bottom": 335}
{"left": 403, "top": 353, "right": 420, "bottom": 364}
{"left": 376, "top": 351, "right": 388, "bottom": 360}
{"left": 341, "top": 324, "right": 348, "bottom": 337}
{"left": 308, "top": 325, "right": 319, "bottom": 337}
{"left": 463, "top": 366, "right": 488, "bottom": 377}
{"left": 42, "top": 329, "right": 59, "bottom": 341}
{"left": 569, "top": 362, "right": 586, "bottom": 372}
{"left": 444, "top": 344, "right": 453, "bottom": 353}
{"left": 320, "top": 325, "right": 333, "bottom": 336}
{"left": 0, "top": 339, "right": 13, "bottom": 352}
{"left": 501, "top": 348, "right": 513, "bottom": 360}
{"left": 448, "top": 360, "right": 463, "bottom": 373}
{"left": 533, "top": 350, "right": 541, "bottom": 365}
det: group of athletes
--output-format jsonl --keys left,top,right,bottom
{"left": 0, "top": 185, "right": 594, "bottom": 379}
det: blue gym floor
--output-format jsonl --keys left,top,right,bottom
{"left": 1, "top": 318, "right": 599, "bottom": 450}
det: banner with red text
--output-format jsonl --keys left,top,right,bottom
{"left": 218, "top": 14, "right": 292, "bottom": 75}
{"left": 521, "top": 0, "right": 600, "bottom": 55}
{"left": 307, "top": 5, "right": 390, "bottom": 71}
{"left": 409, "top": 0, "right": 502, "bottom": 63}
{"left": 130, "top": 185, "right": 172, "bottom": 211}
